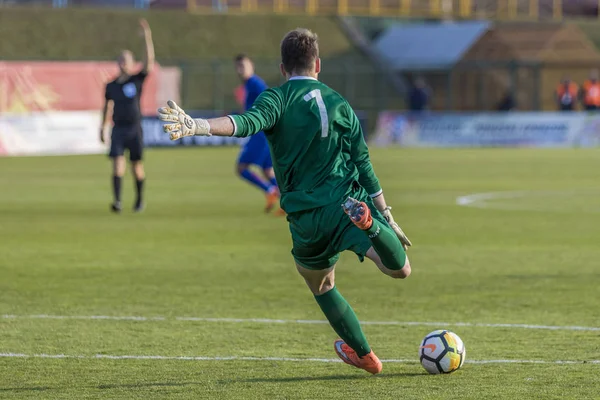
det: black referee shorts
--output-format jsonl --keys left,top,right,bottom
{"left": 109, "top": 125, "right": 143, "bottom": 162}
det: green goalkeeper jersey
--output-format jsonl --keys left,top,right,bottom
{"left": 230, "top": 76, "right": 381, "bottom": 213}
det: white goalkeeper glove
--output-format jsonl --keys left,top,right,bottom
{"left": 157, "top": 100, "right": 211, "bottom": 140}
{"left": 381, "top": 206, "right": 412, "bottom": 250}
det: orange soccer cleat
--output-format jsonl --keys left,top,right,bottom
{"left": 265, "top": 188, "right": 280, "bottom": 213}
{"left": 334, "top": 339, "right": 382, "bottom": 374}
{"left": 342, "top": 197, "right": 373, "bottom": 231}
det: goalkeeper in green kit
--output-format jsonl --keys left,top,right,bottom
{"left": 158, "top": 28, "right": 412, "bottom": 375}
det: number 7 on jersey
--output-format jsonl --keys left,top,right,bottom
{"left": 303, "top": 89, "right": 329, "bottom": 138}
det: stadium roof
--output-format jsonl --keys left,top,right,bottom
{"left": 374, "top": 21, "right": 491, "bottom": 71}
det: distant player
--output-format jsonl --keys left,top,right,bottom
{"left": 158, "top": 28, "right": 412, "bottom": 375}
{"left": 233, "top": 54, "right": 280, "bottom": 213}
{"left": 100, "top": 18, "right": 154, "bottom": 213}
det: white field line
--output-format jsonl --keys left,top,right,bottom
{"left": 455, "top": 189, "right": 599, "bottom": 211}
{"left": 2, "top": 314, "right": 600, "bottom": 332}
{"left": 456, "top": 191, "right": 529, "bottom": 208}
{"left": 0, "top": 353, "right": 599, "bottom": 365}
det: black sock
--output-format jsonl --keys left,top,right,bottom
{"left": 113, "top": 176, "right": 122, "bottom": 203}
{"left": 135, "top": 178, "right": 144, "bottom": 206}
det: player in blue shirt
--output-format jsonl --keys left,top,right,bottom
{"left": 234, "top": 54, "right": 280, "bottom": 213}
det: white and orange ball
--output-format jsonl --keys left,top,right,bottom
{"left": 419, "top": 330, "right": 466, "bottom": 374}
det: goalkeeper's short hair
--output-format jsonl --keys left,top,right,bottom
{"left": 280, "top": 28, "right": 319, "bottom": 75}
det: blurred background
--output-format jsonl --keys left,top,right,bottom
{"left": 1, "top": 0, "right": 600, "bottom": 152}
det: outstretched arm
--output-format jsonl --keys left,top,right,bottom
{"left": 158, "top": 89, "right": 283, "bottom": 140}
{"left": 140, "top": 19, "right": 154, "bottom": 74}
{"left": 203, "top": 117, "right": 235, "bottom": 136}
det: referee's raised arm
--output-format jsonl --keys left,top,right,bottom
{"left": 139, "top": 18, "right": 154, "bottom": 75}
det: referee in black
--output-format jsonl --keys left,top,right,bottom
{"left": 100, "top": 18, "right": 154, "bottom": 213}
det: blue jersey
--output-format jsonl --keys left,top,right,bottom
{"left": 238, "top": 75, "right": 271, "bottom": 168}
{"left": 245, "top": 75, "right": 268, "bottom": 110}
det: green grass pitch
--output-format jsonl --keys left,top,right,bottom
{"left": 1, "top": 147, "right": 599, "bottom": 399}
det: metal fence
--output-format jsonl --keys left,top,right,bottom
{"left": 176, "top": 59, "right": 600, "bottom": 116}
{"left": 406, "top": 60, "right": 600, "bottom": 112}
{"left": 176, "top": 59, "right": 401, "bottom": 117}
{"left": 3, "top": 0, "right": 600, "bottom": 20}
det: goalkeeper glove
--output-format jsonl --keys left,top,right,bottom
{"left": 157, "top": 100, "right": 211, "bottom": 140}
{"left": 381, "top": 206, "right": 412, "bottom": 250}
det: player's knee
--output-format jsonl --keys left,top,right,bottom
{"left": 236, "top": 164, "right": 247, "bottom": 176}
{"left": 113, "top": 157, "right": 126, "bottom": 176}
{"left": 263, "top": 168, "right": 275, "bottom": 179}
{"left": 389, "top": 259, "right": 411, "bottom": 279}
{"left": 313, "top": 280, "right": 334, "bottom": 296}
{"left": 132, "top": 162, "right": 145, "bottom": 178}
{"left": 303, "top": 272, "right": 334, "bottom": 296}
{"left": 296, "top": 263, "right": 335, "bottom": 296}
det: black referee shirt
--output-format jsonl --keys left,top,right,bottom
{"left": 105, "top": 71, "right": 147, "bottom": 127}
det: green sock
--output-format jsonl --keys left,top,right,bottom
{"left": 365, "top": 219, "right": 407, "bottom": 271}
{"left": 314, "top": 287, "right": 371, "bottom": 357}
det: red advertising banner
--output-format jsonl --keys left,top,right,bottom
{"left": 0, "top": 62, "right": 160, "bottom": 115}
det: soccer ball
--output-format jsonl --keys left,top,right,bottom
{"left": 419, "top": 330, "right": 466, "bottom": 374}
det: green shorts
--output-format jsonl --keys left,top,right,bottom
{"left": 287, "top": 183, "right": 389, "bottom": 270}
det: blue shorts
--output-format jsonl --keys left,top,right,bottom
{"left": 237, "top": 132, "right": 272, "bottom": 169}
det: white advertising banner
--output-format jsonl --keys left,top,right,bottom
{"left": 0, "top": 111, "right": 106, "bottom": 156}
{"left": 373, "top": 112, "right": 600, "bottom": 148}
